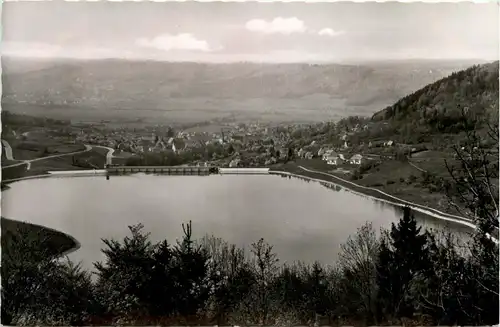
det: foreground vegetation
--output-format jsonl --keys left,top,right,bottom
{"left": 2, "top": 206, "right": 498, "bottom": 326}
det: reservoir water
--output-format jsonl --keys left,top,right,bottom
{"left": 1, "top": 174, "right": 473, "bottom": 271}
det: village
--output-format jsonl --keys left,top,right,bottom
{"left": 3, "top": 110, "right": 410, "bottom": 173}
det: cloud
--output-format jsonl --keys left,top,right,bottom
{"left": 245, "top": 17, "right": 307, "bottom": 35}
{"left": 318, "top": 28, "right": 345, "bottom": 37}
{"left": 136, "top": 33, "right": 217, "bottom": 52}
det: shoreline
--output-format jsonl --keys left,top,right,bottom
{"left": 270, "top": 167, "right": 498, "bottom": 243}
{"left": 3, "top": 167, "right": 497, "bottom": 244}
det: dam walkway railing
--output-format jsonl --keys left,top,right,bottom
{"left": 106, "top": 166, "right": 271, "bottom": 175}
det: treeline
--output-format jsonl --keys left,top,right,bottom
{"left": 2, "top": 207, "right": 498, "bottom": 326}
{"left": 1, "top": 110, "right": 69, "bottom": 131}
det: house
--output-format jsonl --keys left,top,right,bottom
{"left": 229, "top": 158, "right": 241, "bottom": 168}
{"left": 349, "top": 154, "right": 364, "bottom": 165}
{"left": 265, "top": 157, "right": 277, "bottom": 165}
{"left": 305, "top": 152, "right": 314, "bottom": 159}
{"left": 322, "top": 150, "right": 336, "bottom": 161}
{"left": 384, "top": 140, "right": 394, "bottom": 147}
{"left": 318, "top": 147, "right": 326, "bottom": 157}
{"left": 326, "top": 154, "right": 341, "bottom": 165}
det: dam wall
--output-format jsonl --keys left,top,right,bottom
{"left": 107, "top": 166, "right": 212, "bottom": 175}
{"left": 48, "top": 170, "right": 107, "bottom": 176}
{"left": 219, "top": 168, "right": 270, "bottom": 175}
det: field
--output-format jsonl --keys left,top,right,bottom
{"left": 1, "top": 149, "right": 107, "bottom": 183}
{"left": 2, "top": 138, "right": 86, "bottom": 161}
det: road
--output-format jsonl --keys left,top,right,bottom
{"left": 92, "top": 145, "right": 115, "bottom": 165}
{"left": 1, "top": 139, "right": 117, "bottom": 170}
{"left": 2, "top": 140, "right": 93, "bottom": 170}
{"left": 2, "top": 140, "right": 14, "bottom": 160}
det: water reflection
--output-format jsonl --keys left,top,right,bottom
{"left": 277, "top": 172, "right": 473, "bottom": 238}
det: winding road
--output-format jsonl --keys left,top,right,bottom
{"left": 2, "top": 140, "right": 15, "bottom": 161}
{"left": 93, "top": 145, "right": 115, "bottom": 166}
{"left": 1, "top": 140, "right": 115, "bottom": 170}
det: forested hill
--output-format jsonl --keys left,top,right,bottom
{"left": 371, "top": 61, "right": 499, "bottom": 135}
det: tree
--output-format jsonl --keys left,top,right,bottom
{"left": 287, "top": 148, "right": 294, "bottom": 162}
{"left": 227, "top": 144, "right": 235, "bottom": 155}
{"left": 94, "top": 223, "right": 157, "bottom": 321}
{"left": 302, "top": 262, "right": 331, "bottom": 325}
{"left": 249, "top": 238, "right": 279, "bottom": 324}
{"left": 443, "top": 108, "right": 499, "bottom": 234}
{"left": 169, "top": 221, "right": 211, "bottom": 318}
{"left": 376, "top": 207, "right": 430, "bottom": 321}
{"left": 442, "top": 109, "right": 499, "bottom": 324}
{"left": 272, "top": 264, "right": 307, "bottom": 320}
{"left": 94, "top": 221, "right": 211, "bottom": 323}
{"left": 166, "top": 127, "right": 175, "bottom": 138}
{"left": 199, "top": 236, "right": 254, "bottom": 324}
{"left": 417, "top": 231, "right": 473, "bottom": 325}
{"left": 338, "top": 222, "right": 379, "bottom": 324}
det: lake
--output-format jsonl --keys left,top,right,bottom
{"left": 1, "top": 174, "right": 473, "bottom": 271}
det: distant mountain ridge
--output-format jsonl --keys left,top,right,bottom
{"left": 371, "top": 61, "right": 499, "bottom": 135}
{"left": 1, "top": 58, "right": 478, "bottom": 115}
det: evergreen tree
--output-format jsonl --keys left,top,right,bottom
{"left": 170, "top": 221, "right": 211, "bottom": 318}
{"left": 376, "top": 207, "right": 430, "bottom": 320}
{"left": 287, "top": 148, "right": 294, "bottom": 162}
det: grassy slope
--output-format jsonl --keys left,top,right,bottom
{"left": 1, "top": 217, "right": 78, "bottom": 258}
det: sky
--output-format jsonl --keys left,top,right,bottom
{"left": 2, "top": 1, "right": 498, "bottom": 62}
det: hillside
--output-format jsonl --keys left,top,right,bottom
{"left": 372, "top": 61, "right": 499, "bottom": 138}
{"left": 1, "top": 58, "right": 475, "bottom": 122}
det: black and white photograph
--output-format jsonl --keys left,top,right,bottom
{"left": 1, "top": 0, "right": 499, "bottom": 326}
